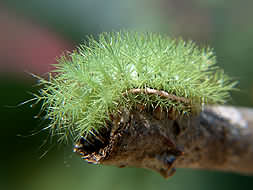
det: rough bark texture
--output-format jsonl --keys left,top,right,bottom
{"left": 74, "top": 105, "right": 253, "bottom": 178}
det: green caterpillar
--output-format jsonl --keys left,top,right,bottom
{"left": 35, "top": 31, "right": 235, "bottom": 143}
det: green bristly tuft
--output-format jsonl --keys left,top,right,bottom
{"left": 35, "top": 31, "right": 236, "bottom": 143}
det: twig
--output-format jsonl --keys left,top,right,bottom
{"left": 74, "top": 105, "right": 253, "bottom": 178}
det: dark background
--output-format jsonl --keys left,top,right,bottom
{"left": 1, "top": 0, "right": 253, "bottom": 190}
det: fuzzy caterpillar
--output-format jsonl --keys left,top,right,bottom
{"left": 35, "top": 30, "right": 235, "bottom": 144}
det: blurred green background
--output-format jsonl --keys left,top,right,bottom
{"left": 1, "top": 0, "right": 253, "bottom": 190}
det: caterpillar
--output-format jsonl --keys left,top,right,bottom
{"left": 35, "top": 30, "right": 235, "bottom": 153}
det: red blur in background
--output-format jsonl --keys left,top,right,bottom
{"left": 0, "top": 6, "right": 73, "bottom": 75}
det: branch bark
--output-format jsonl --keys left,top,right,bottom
{"left": 74, "top": 105, "right": 253, "bottom": 178}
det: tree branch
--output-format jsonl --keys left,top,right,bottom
{"left": 74, "top": 105, "right": 253, "bottom": 178}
